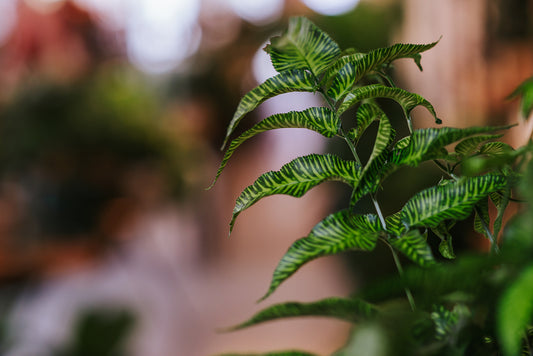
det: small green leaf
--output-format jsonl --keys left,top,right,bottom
{"left": 507, "top": 77, "right": 533, "bottom": 119}
{"left": 338, "top": 85, "right": 439, "bottom": 125}
{"left": 210, "top": 107, "right": 339, "bottom": 188}
{"left": 226, "top": 297, "right": 378, "bottom": 331}
{"left": 262, "top": 212, "right": 382, "bottom": 300}
{"left": 498, "top": 264, "right": 533, "bottom": 356}
{"left": 327, "top": 41, "right": 439, "bottom": 100}
{"left": 223, "top": 70, "right": 317, "bottom": 149}
{"left": 389, "top": 229, "right": 436, "bottom": 267}
{"left": 432, "top": 222, "right": 456, "bottom": 259}
{"left": 231, "top": 154, "right": 361, "bottom": 233}
{"left": 265, "top": 17, "right": 341, "bottom": 77}
{"left": 401, "top": 174, "right": 508, "bottom": 229}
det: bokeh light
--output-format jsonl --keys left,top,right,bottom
{"left": 302, "top": 0, "right": 360, "bottom": 16}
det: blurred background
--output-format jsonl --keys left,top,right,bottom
{"left": 0, "top": 0, "right": 531, "bottom": 355}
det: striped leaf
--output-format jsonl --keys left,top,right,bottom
{"left": 498, "top": 264, "right": 533, "bottom": 356}
{"left": 389, "top": 229, "right": 436, "bottom": 267}
{"left": 474, "top": 197, "right": 490, "bottom": 238}
{"left": 222, "top": 70, "right": 317, "bottom": 149}
{"left": 454, "top": 134, "right": 503, "bottom": 157}
{"left": 385, "top": 211, "right": 406, "bottom": 237}
{"left": 210, "top": 107, "right": 339, "bottom": 187}
{"left": 231, "top": 154, "right": 361, "bottom": 233}
{"left": 349, "top": 115, "right": 395, "bottom": 204}
{"left": 352, "top": 102, "right": 386, "bottom": 142}
{"left": 261, "top": 211, "right": 382, "bottom": 300}
{"left": 326, "top": 41, "right": 438, "bottom": 100}
{"left": 490, "top": 188, "right": 511, "bottom": 239}
{"left": 479, "top": 141, "right": 514, "bottom": 156}
{"left": 338, "top": 84, "right": 439, "bottom": 125}
{"left": 265, "top": 17, "right": 341, "bottom": 77}
{"left": 392, "top": 126, "right": 512, "bottom": 167}
{"left": 401, "top": 174, "right": 508, "bottom": 229}
{"left": 226, "top": 297, "right": 377, "bottom": 331}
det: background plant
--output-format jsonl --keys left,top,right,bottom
{"left": 211, "top": 17, "right": 533, "bottom": 356}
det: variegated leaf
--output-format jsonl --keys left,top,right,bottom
{"left": 401, "top": 174, "right": 508, "bottom": 229}
{"left": 326, "top": 41, "right": 438, "bottom": 100}
{"left": 479, "top": 141, "right": 514, "bottom": 155}
{"left": 391, "top": 125, "right": 513, "bottom": 167}
{"left": 490, "top": 188, "right": 511, "bottom": 239}
{"left": 223, "top": 70, "right": 317, "bottom": 149}
{"left": 261, "top": 212, "right": 382, "bottom": 300}
{"left": 210, "top": 107, "right": 339, "bottom": 188}
{"left": 389, "top": 229, "right": 436, "bottom": 267}
{"left": 349, "top": 115, "right": 395, "bottom": 205}
{"left": 352, "top": 102, "right": 386, "bottom": 142}
{"left": 473, "top": 197, "right": 490, "bottom": 238}
{"left": 265, "top": 17, "right": 341, "bottom": 77}
{"left": 227, "top": 297, "right": 377, "bottom": 331}
{"left": 454, "top": 134, "right": 503, "bottom": 157}
{"left": 231, "top": 154, "right": 361, "bottom": 233}
{"left": 384, "top": 211, "right": 406, "bottom": 237}
{"left": 337, "top": 84, "right": 439, "bottom": 125}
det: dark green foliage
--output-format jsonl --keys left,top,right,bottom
{"left": 213, "top": 16, "right": 533, "bottom": 356}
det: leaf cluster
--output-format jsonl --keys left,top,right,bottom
{"left": 211, "top": 17, "right": 533, "bottom": 356}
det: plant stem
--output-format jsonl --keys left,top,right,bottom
{"left": 320, "top": 87, "right": 417, "bottom": 310}
{"left": 389, "top": 244, "right": 417, "bottom": 311}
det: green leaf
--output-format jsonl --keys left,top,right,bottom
{"left": 479, "top": 141, "right": 514, "bottom": 156}
{"left": 401, "top": 174, "right": 508, "bottom": 229}
{"left": 498, "top": 264, "right": 533, "bottom": 356}
{"left": 222, "top": 70, "right": 317, "bottom": 149}
{"left": 392, "top": 125, "right": 513, "bottom": 167}
{"left": 265, "top": 17, "right": 341, "bottom": 77}
{"left": 491, "top": 188, "right": 511, "bottom": 239}
{"left": 431, "top": 222, "right": 456, "bottom": 259}
{"left": 349, "top": 115, "right": 395, "bottom": 204}
{"left": 231, "top": 154, "right": 361, "bottom": 233}
{"left": 261, "top": 211, "right": 382, "bottom": 300}
{"left": 226, "top": 297, "right": 377, "bottom": 331}
{"left": 508, "top": 77, "right": 533, "bottom": 119}
{"left": 474, "top": 196, "right": 491, "bottom": 238}
{"left": 454, "top": 134, "right": 503, "bottom": 157}
{"left": 210, "top": 107, "right": 339, "bottom": 188}
{"left": 327, "top": 41, "right": 439, "bottom": 100}
{"left": 389, "top": 229, "right": 436, "bottom": 267}
{"left": 385, "top": 211, "right": 406, "bottom": 237}
{"left": 338, "top": 84, "right": 440, "bottom": 125}
{"left": 352, "top": 102, "right": 386, "bottom": 142}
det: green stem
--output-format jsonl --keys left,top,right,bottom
{"left": 319, "top": 87, "right": 417, "bottom": 309}
{"left": 389, "top": 244, "right": 417, "bottom": 311}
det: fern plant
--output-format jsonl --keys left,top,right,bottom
{"left": 211, "top": 17, "right": 533, "bottom": 356}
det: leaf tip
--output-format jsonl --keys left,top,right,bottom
{"left": 435, "top": 117, "right": 443, "bottom": 125}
